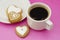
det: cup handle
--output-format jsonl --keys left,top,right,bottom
{"left": 45, "top": 20, "right": 53, "bottom": 30}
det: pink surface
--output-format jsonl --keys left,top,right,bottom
{"left": 0, "top": 0, "right": 60, "bottom": 40}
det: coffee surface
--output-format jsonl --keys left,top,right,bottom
{"left": 29, "top": 7, "right": 48, "bottom": 20}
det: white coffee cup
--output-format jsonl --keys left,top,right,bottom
{"left": 27, "top": 2, "right": 53, "bottom": 30}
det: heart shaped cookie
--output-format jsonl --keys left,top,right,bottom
{"left": 6, "top": 5, "right": 22, "bottom": 23}
{"left": 16, "top": 26, "right": 30, "bottom": 38}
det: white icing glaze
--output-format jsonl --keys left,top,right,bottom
{"left": 11, "top": 14, "right": 20, "bottom": 20}
{"left": 8, "top": 5, "right": 21, "bottom": 13}
{"left": 13, "top": 14, "right": 16, "bottom": 18}
{"left": 16, "top": 26, "right": 27, "bottom": 35}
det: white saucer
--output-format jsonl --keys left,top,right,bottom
{"left": 0, "top": 0, "right": 30, "bottom": 24}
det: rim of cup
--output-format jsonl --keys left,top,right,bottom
{"left": 27, "top": 2, "right": 51, "bottom": 22}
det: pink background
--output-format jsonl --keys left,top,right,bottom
{"left": 0, "top": 0, "right": 60, "bottom": 40}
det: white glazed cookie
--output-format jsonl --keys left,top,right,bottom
{"left": 6, "top": 5, "right": 22, "bottom": 23}
{"left": 16, "top": 26, "right": 30, "bottom": 38}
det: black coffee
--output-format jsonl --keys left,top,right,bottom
{"left": 29, "top": 7, "right": 48, "bottom": 20}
